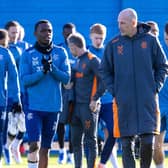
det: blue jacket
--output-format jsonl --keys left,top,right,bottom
{"left": 20, "top": 44, "right": 71, "bottom": 112}
{"left": 159, "top": 42, "right": 168, "bottom": 113}
{"left": 16, "top": 41, "right": 32, "bottom": 53}
{"left": 7, "top": 43, "right": 23, "bottom": 108}
{"left": 58, "top": 42, "right": 76, "bottom": 68}
{"left": 0, "top": 46, "right": 20, "bottom": 107}
{"left": 7, "top": 42, "right": 31, "bottom": 109}
{"left": 57, "top": 41, "right": 77, "bottom": 123}
{"left": 101, "top": 23, "right": 168, "bottom": 137}
{"left": 8, "top": 43, "right": 22, "bottom": 69}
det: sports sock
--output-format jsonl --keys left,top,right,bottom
{"left": 28, "top": 162, "right": 38, "bottom": 168}
{"left": 156, "top": 163, "right": 164, "bottom": 168}
{"left": 110, "top": 146, "right": 119, "bottom": 168}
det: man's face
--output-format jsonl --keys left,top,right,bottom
{"left": 150, "top": 24, "right": 159, "bottom": 37}
{"left": 0, "top": 38, "right": 8, "bottom": 48}
{"left": 164, "top": 32, "right": 168, "bottom": 46}
{"left": 68, "top": 43, "right": 78, "bottom": 57}
{"left": 90, "top": 33, "right": 105, "bottom": 48}
{"left": 34, "top": 22, "right": 53, "bottom": 46}
{"left": 63, "top": 27, "right": 75, "bottom": 40}
{"left": 118, "top": 14, "right": 135, "bottom": 36}
{"left": 8, "top": 26, "right": 20, "bottom": 43}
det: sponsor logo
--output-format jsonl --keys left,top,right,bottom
{"left": 32, "top": 57, "right": 39, "bottom": 66}
{"left": 141, "top": 41, "right": 147, "bottom": 49}
{"left": 0, "top": 54, "right": 3, "bottom": 60}
{"left": 117, "top": 45, "right": 123, "bottom": 55}
{"left": 75, "top": 72, "right": 83, "bottom": 78}
{"left": 85, "top": 120, "right": 91, "bottom": 129}
{"left": 27, "top": 113, "right": 33, "bottom": 120}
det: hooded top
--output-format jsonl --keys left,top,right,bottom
{"left": 101, "top": 22, "right": 168, "bottom": 137}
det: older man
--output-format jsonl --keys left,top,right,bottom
{"left": 101, "top": 8, "right": 168, "bottom": 168}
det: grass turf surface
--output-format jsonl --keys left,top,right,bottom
{"left": 1, "top": 154, "right": 168, "bottom": 168}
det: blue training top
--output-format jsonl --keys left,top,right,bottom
{"left": 0, "top": 46, "right": 20, "bottom": 106}
{"left": 58, "top": 41, "right": 77, "bottom": 68}
{"left": 159, "top": 42, "right": 168, "bottom": 113}
{"left": 20, "top": 44, "right": 71, "bottom": 112}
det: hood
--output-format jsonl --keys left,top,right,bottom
{"left": 137, "top": 22, "right": 151, "bottom": 34}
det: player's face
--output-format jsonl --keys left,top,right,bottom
{"left": 164, "top": 32, "right": 168, "bottom": 46}
{"left": 90, "top": 33, "right": 105, "bottom": 48}
{"left": 8, "top": 26, "right": 20, "bottom": 43}
{"left": 118, "top": 13, "right": 135, "bottom": 37}
{"left": 68, "top": 43, "right": 78, "bottom": 57}
{"left": 63, "top": 27, "right": 76, "bottom": 40}
{"left": 35, "top": 22, "right": 53, "bottom": 46}
{"left": 150, "top": 24, "right": 159, "bottom": 37}
{"left": 0, "top": 38, "right": 8, "bottom": 48}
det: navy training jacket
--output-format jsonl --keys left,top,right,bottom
{"left": 101, "top": 23, "right": 168, "bottom": 137}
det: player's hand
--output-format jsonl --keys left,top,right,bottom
{"left": 41, "top": 56, "right": 52, "bottom": 74}
{"left": 64, "top": 82, "right": 73, "bottom": 89}
{"left": 12, "top": 102, "right": 22, "bottom": 113}
{"left": 89, "top": 100, "right": 101, "bottom": 112}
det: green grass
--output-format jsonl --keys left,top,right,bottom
{"left": 2, "top": 154, "right": 168, "bottom": 168}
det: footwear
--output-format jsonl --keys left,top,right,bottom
{"left": 58, "top": 149, "right": 67, "bottom": 164}
{"left": 134, "top": 147, "right": 140, "bottom": 159}
{"left": 11, "top": 145, "right": 22, "bottom": 164}
{"left": 7, "top": 112, "right": 18, "bottom": 135}
{"left": 134, "top": 136, "right": 140, "bottom": 159}
{"left": 17, "top": 112, "right": 26, "bottom": 132}
{"left": 66, "top": 153, "right": 74, "bottom": 164}
{"left": 3, "top": 146, "right": 11, "bottom": 165}
{"left": 97, "top": 163, "right": 106, "bottom": 168}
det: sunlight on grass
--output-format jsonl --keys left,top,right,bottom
{"left": 2, "top": 154, "right": 168, "bottom": 168}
